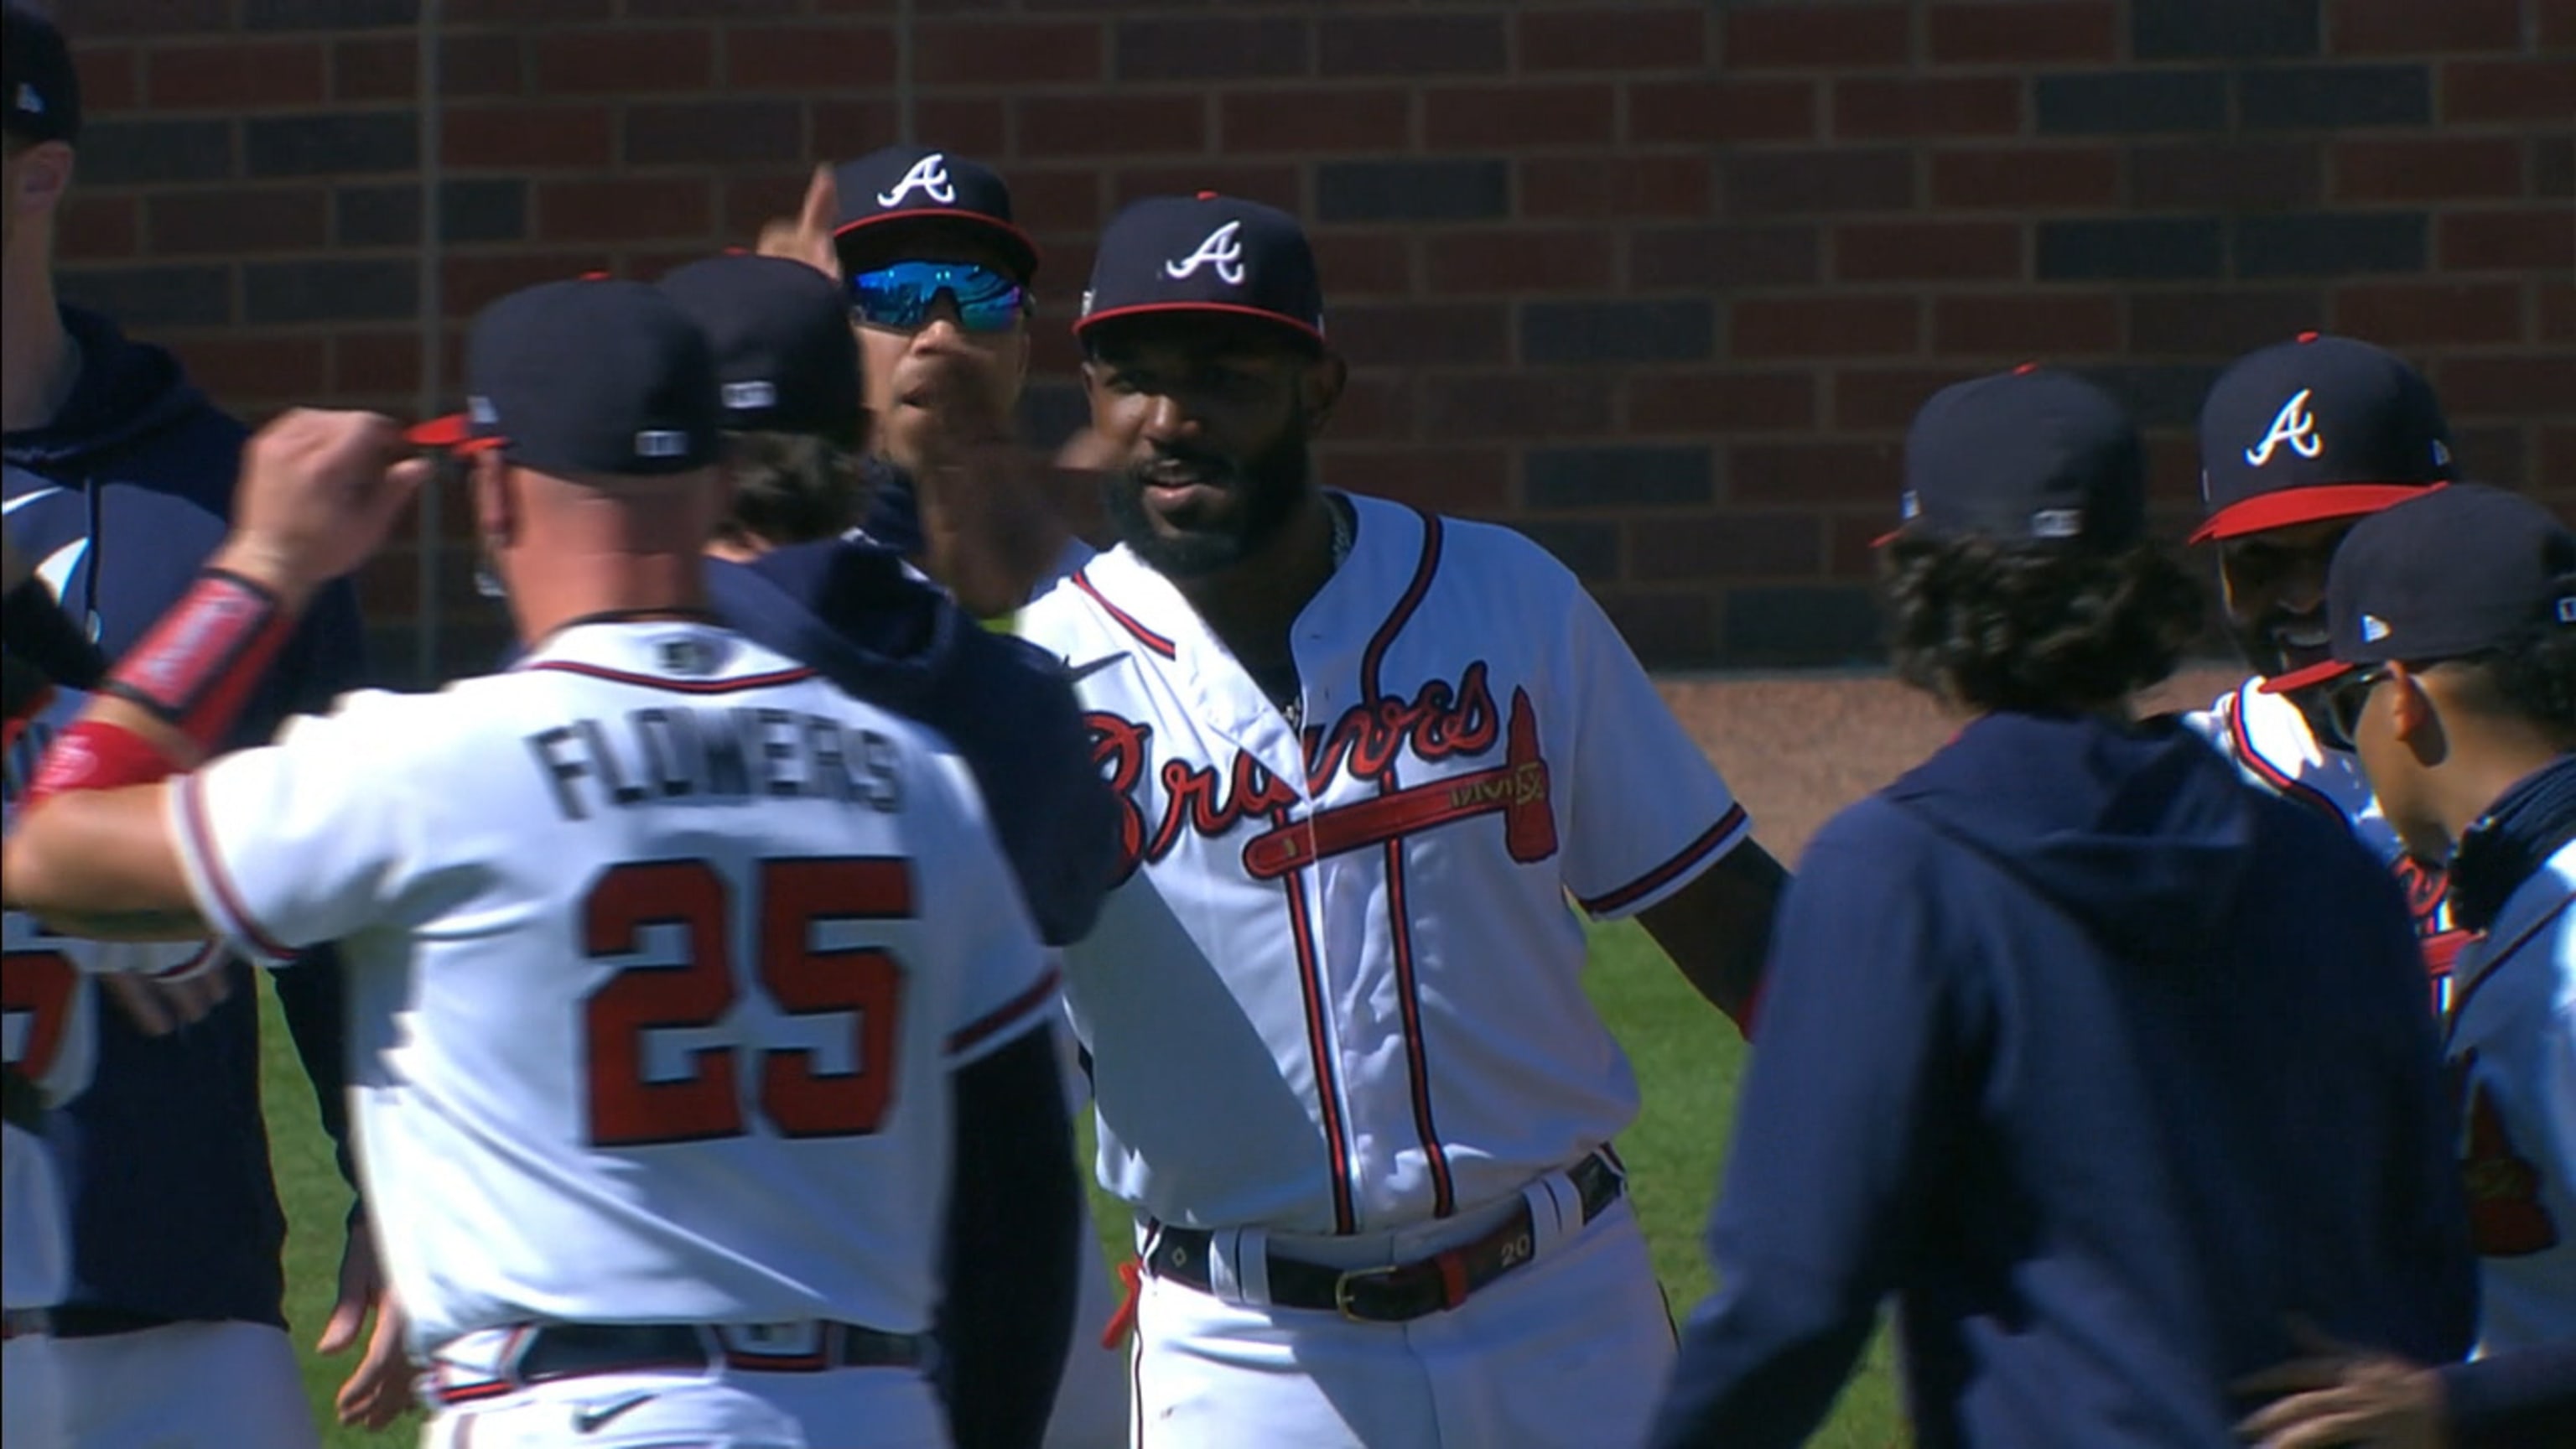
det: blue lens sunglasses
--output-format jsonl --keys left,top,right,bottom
{"left": 849, "top": 261, "right": 1029, "bottom": 334}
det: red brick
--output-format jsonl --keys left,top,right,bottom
{"left": 1632, "top": 513, "right": 1822, "bottom": 583}
{"left": 2142, "top": 434, "right": 2203, "bottom": 505}
{"left": 1729, "top": 441, "right": 1904, "bottom": 504}
{"left": 1830, "top": 512, "right": 1893, "bottom": 579}
{"left": 2541, "top": 279, "right": 2576, "bottom": 344}
{"left": 57, "top": 197, "right": 140, "bottom": 262}
{"left": 1927, "top": 2, "right": 2117, "bottom": 64}
{"left": 1009, "top": 169, "right": 1104, "bottom": 237}
{"left": 2542, "top": 0, "right": 2576, "bottom": 49}
{"left": 443, "top": 105, "right": 614, "bottom": 169}
{"left": 1732, "top": 296, "right": 1920, "bottom": 359}
{"left": 1835, "top": 221, "right": 2024, "bottom": 282}
{"left": 1426, "top": 84, "right": 1615, "bottom": 151}
{"left": 173, "top": 336, "right": 329, "bottom": 404}
{"left": 1520, "top": 155, "right": 1712, "bottom": 220}
{"left": 1324, "top": 304, "right": 1509, "bottom": 368}
{"left": 1626, "top": 371, "right": 1818, "bottom": 434}
{"left": 1317, "top": 447, "right": 1509, "bottom": 517}
{"left": 1016, "top": 96, "right": 1206, "bottom": 158}
{"left": 1833, "top": 367, "right": 1983, "bottom": 430}
{"left": 2334, "top": 138, "right": 2525, "bottom": 202}
{"left": 443, "top": 252, "right": 611, "bottom": 316}
{"left": 903, "top": 98, "right": 1005, "bottom": 155}
{"left": 1318, "top": 15, "right": 1508, "bottom": 79}
{"left": 1420, "top": 375, "right": 1611, "bottom": 440}
{"left": 1630, "top": 225, "right": 1820, "bottom": 288}
{"left": 1113, "top": 164, "right": 1301, "bottom": 212}
{"left": 148, "top": 41, "right": 327, "bottom": 110}
{"left": 1223, "top": 89, "right": 1410, "bottom": 154}
{"left": 150, "top": 190, "right": 329, "bottom": 256}
{"left": 1930, "top": 147, "right": 2120, "bottom": 209}
{"left": 1517, "top": 8, "right": 1706, "bottom": 72}
{"left": 725, "top": 25, "right": 897, "bottom": 89}
{"left": 439, "top": 35, "right": 529, "bottom": 98}
{"left": 2333, "top": 282, "right": 2526, "bottom": 346}
{"left": 446, "top": 0, "right": 611, "bottom": 20}
{"left": 532, "top": 29, "right": 713, "bottom": 94}
{"left": 2334, "top": 0, "right": 2522, "bottom": 54}
{"left": 1725, "top": 4, "right": 1911, "bottom": 68}
{"left": 2449, "top": 425, "right": 2529, "bottom": 490}
{"left": 334, "top": 330, "right": 426, "bottom": 397}
{"left": 1310, "top": 231, "right": 1414, "bottom": 297}
{"left": 2443, "top": 60, "right": 2576, "bottom": 125}
{"left": 1931, "top": 291, "right": 2122, "bottom": 356}
{"left": 2440, "top": 209, "right": 2576, "bottom": 271}
{"left": 535, "top": 179, "right": 714, "bottom": 243}
{"left": 2436, "top": 356, "right": 2576, "bottom": 418}
{"left": 1723, "top": 148, "right": 1916, "bottom": 216}
{"left": 914, "top": 21, "right": 1103, "bottom": 86}
{"left": 1833, "top": 76, "right": 2022, "bottom": 141}
{"left": 1423, "top": 231, "right": 1614, "bottom": 295}
{"left": 722, "top": 172, "right": 813, "bottom": 239}
{"left": 812, "top": 100, "right": 911, "bottom": 158}
{"left": 1328, "top": 374, "right": 1415, "bottom": 444}
{"left": 334, "top": 39, "right": 413, "bottom": 102}
{"left": 1628, "top": 79, "right": 1815, "bottom": 145}
{"left": 74, "top": 46, "right": 140, "bottom": 113}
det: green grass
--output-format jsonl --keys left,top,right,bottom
{"left": 258, "top": 918, "right": 1905, "bottom": 1446}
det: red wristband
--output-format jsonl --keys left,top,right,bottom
{"left": 100, "top": 568, "right": 296, "bottom": 756}
{"left": 23, "top": 719, "right": 181, "bottom": 809}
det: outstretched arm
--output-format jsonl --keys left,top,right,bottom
{"left": 1640, "top": 838, "right": 1788, "bottom": 1035}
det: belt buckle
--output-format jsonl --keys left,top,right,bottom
{"left": 1332, "top": 1265, "right": 1403, "bottom": 1323}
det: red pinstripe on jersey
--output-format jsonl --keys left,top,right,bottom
{"left": 945, "top": 965, "right": 1062, "bottom": 1058}
{"left": 1072, "top": 569, "right": 1177, "bottom": 659}
{"left": 2225, "top": 683, "right": 2345, "bottom": 823}
{"left": 179, "top": 772, "right": 299, "bottom": 962}
{"left": 1275, "top": 804, "right": 1357, "bottom": 1235}
{"left": 526, "top": 660, "right": 817, "bottom": 694}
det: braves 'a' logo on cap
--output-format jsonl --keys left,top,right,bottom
{"left": 13, "top": 82, "right": 43, "bottom": 116}
{"left": 876, "top": 153, "right": 957, "bottom": 210}
{"left": 2245, "top": 389, "right": 2324, "bottom": 467}
{"left": 1165, "top": 221, "right": 1247, "bottom": 287}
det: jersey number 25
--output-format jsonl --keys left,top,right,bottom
{"left": 582, "top": 857, "right": 910, "bottom": 1148}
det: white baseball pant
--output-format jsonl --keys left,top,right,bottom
{"left": 4, "top": 1332, "right": 67, "bottom": 1449}
{"left": 54, "top": 1319, "right": 319, "bottom": 1449}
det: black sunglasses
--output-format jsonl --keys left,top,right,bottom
{"left": 2318, "top": 664, "right": 2393, "bottom": 751}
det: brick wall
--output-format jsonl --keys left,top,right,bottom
{"left": 41, "top": 0, "right": 2576, "bottom": 681}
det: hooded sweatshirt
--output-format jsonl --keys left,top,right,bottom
{"left": 1647, "top": 710, "right": 2477, "bottom": 1449}
{"left": 3, "top": 306, "right": 365, "bottom": 1330}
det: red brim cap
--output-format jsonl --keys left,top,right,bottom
{"left": 2189, "top": 481, "right": 2441, "bottom": 544}
{"left": 2258, "top": 657, "right": 2359, "bottom": 695}
{"left": 1071, "top": 299, "right": 1328, "bottom": 348}
{"left": 405, "top": 414, "right": 504, "bottom": 452}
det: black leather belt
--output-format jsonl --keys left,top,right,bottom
{"left": 435, "top": 1322, "right": 928, "bottom": 1402}
{"left": 2, "top": 1307, "right": 49, "bottom": 1341}
{"left": 1146, "top": 1152, "right": 1624, "bottom": 1323}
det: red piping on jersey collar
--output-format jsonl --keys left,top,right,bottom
{"left": 1071, "top": 569, "right": 1177, "bottom": 658}
{"left": 525, "top": 660, "right": 818, "bottom": 694}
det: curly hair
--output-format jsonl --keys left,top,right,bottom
{"left": 715, "top": 430, "right": 868, "bottom": 550}
{"left": 1879, "top": 532, "right": 2209, "bottom": 714}
{"left": 2463, "top": 619, "right": 2576, "bottom": 740}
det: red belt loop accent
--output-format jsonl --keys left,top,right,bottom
{"left": 1432, "top": 1249, "right": 1472, "bottom": 1311}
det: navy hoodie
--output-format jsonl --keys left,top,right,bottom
{"left": 1647, "top": 711, "right": 2478, "bottom": 1449}
{"left": 3, "top": 307, "right": 364, "bottom": 1331}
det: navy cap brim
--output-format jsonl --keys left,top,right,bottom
{"left": 834, "top": 211, "right": 1040, "bottom": 283}
{"left": 1072, "top": 299, "right": 1327, "bottom": 347}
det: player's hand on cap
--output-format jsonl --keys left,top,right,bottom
{"left": 223, "top": 408, "right": 432, "bottom": 594}
{"left": 756, "top": 163, "right": 843, "bottom": 283}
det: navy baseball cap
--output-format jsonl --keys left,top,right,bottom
{"left": 2265, "top": 484, "right": 2576, "bottom": 694}
{"left": 656, "top": 253, "right": 864, "bottom": 449}
{"left": 4, "top": 3, "right": 80, "bottom": 145}
{"left": 1882, "top": 366, "right": 2146, "bottom": 551}
{"left": 831, "top": 145, "right": 1037, "bottom": 283}
{"left": 1075, "top": 192, "right": 1326, "bottom": 347}
{"left": 2191, "top": 332, "right": 2452, "bottom": 543}
{"left": 408, "top": 279, "right": 722, "bottom": 477}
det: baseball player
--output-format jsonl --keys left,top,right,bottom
{"left": 3, "top": 8, "right": 390, "bottom": 1441}
{"left": 1645, "top": 369, "right": 2476, "bottom": 1449}
{"left": 656, "top": 251, "right": 1119, "bottom": 1447}
{"left": 1013, "top": 192, "right": 1789, "bottom": 1449}
{"left": 2183, "top": 332, "right": 2467, "bottom": 1003}
{"left": 5, "top": 278, "right": 1081, "bottom": 1448}
{"left": 2236, "top": 484, "right": 2576, "bottom": 1448}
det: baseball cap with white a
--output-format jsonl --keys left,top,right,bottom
{"left": 1075, "top": 192, "right": 1325, "bottom": 348}
{"left": 4, "top": 3, "right": 80, "bottom": 145}
{"left": 2191, "top": 332, "right": 2452, "bottom": 543}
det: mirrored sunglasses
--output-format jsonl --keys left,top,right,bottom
{"left": 2319, "top": 663, "right": 2392, "bottom": 750}
{"left": 849, "top": 261, "right": 1027, "bottom": 334}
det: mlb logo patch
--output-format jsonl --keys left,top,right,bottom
{"left": 635, "top": 429, "right": 689, "bottom": 459}
{"left": 2360, "top": 614, "right": 2392, "bottom": 643}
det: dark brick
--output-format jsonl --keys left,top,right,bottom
{"left": 1721, "top": 586, "right": 1882, "bottom": 664}
{"left": 75, "top": 121, "right": 233, "bottom": 185}
{"left": 1526, "top": 447, "right": 1712, "bottom": 511}
{"left": 245, "top": 0, "right": 416, "bottom": 26}
{"left": 2240, "top": 65, "right": 2430, "bottom": 130}
{"left": 1324, "top": 304, "right": 1509, "bottom": 368}
{"left": 1629, "top": 226, "right": 1820, "bottom": 289}
{"left": 150, "top": 190, "right": 328, "bottom": 255}
{"left": 1722, "top": 149, "right": 1914, "bottom": 216}
{"left": 245, "top": 260, "right": 418, "bottom": 325}
{"left": 2130, "top": 140, "right": 2321, "bottom": 210}
{"left": 56, "top": 265, "right": 231, "bottom": 330}
{"left": 1593, "top": 590, "right": 1717, "bottom": 667}
{"left": 2234, "top": 212, "right": 2427, "bottom": 278}
{"left": 336, "top": 180, "right": 527, "bottom": 247}
{"left": 64, "top": 0, "right": 232, "bottom": 36}
{"left": 2135, "top": 0, "right": 2319, "bottom": 60}
{"left": 2038, "top": 218, "right": 2225, "bottom": 279}
{"left": 2537, "top": 137, "right": 2575, "bottom": 200}
{"left": 1319, "top": 15, "right": 1506, "bottom": 78}
{"left": 1522, "top": 300, "right": 1713, "bottom": 366}
{"left": 625, "top": 102, "right": 801, "bottom": 168}
{"left": 1317, "top": 160, "right": 1508, "bottom": 224}
{"left": 2078, "top": 364, "right": 2223, "bottom": 428}
{"left": 2127, "top": 288, "right": 2324, "bottom": 355}
{"left": 1421, "top": 375, "right": 1613, "bottom": 440}
{"left": 1118, "top": 18, "right": 1310, "bottom": 81}
{"left": 247, "top": 112, "right": 418, "bottom": 177}
{"left": 1513, "top": 520, "right": 1619, "bottom": 583}
{"left": 2034, "top": 71, "right": 2227, "bottom": 134}
{"left": 1015, "top": 384, "right": 1088, "bottom": 453}
{"left": 1631, "top": 513, "right": 1822, "bottom": 584}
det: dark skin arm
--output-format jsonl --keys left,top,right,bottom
{"left": 1638, "top": 839, "right": 1789, "bottom": 1038}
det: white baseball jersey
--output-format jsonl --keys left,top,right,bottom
{"left": 1019, "top": 493, "right": 1749, "bottom": 1234}
{"left": 2444, "top": 839, "right": 2576, "bottom": 1355}
{"left": 143, "top": 621, "right": 1056, "bottom": 1354}
{"left": 2187, "top": 678, "right": 2468, "bottom": 1010}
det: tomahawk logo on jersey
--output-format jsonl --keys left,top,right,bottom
{"left": 1021, "top": 495, "right": 1750, "bottom": 1234}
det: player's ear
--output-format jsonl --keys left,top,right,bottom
{"left": 470, "top": 451, "right": 517, "bottom": 543}
{"left": 1299, "top": 350, "right": 1347, "bottom": 436}
{"left": 2385, "top": 663, "right": 2449, "bottom": 763}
